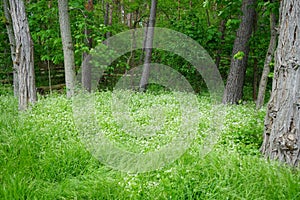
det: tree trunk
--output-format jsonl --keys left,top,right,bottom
{"left": 82, "top": 0, "right": 93, "bottom": 92}
{"left": 58, "top": 0, "right": 76, "bottom": 98}
{"left": 9, "top": 0, "right": 37, "bottom": 110}
{"left": 215, "top": 19, "right": 226, "bottom": 69}
{"left": 261, "top": 0, "right": 300, "bottom": 166}
{"left": 206, "top": 9, "right": 211, "bottom": 27}
{"left": 253, "top": 57, "right": 258, "bottom": 101}
{"left": 139, "top": 0, "right": 157, "bottom": 92}
{"left": 252, "top": 11, "right": 259, "bottom": 102}
{"left": 3, "top": 0, "right": 18, "bottom": 97}
{"left": 177, "top": 0, "right": 180, "bottom": 20}
{"left": 222, "top": 0, "right": 256, "bottom": 104}
{"left": 127, "top": 13, "right": 132, "bottom": 28}
{"left": 105, "top": 3, "right": 113, "bottom": 39}
{"left": 256, "top": 7, "right": 277, "bottom": 109}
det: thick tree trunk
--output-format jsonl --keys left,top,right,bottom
{"left": 58, "top": 0, "right": 76, "bottom": 98}
{"left": 3, "top": 0, "right": 18, "bottom": 97}
{"left": 256, "top": 9, "right": 277, "bottom": 109}
{"left": 139, "top": 0, "right": 157, "bottom": 92}
{"left": 222, "top": 0, "right": 256, "bottom": 104}
{"left": 261, "top": 0, "right": 300, "bottom": 166}
{"left": 9, "top": 0, "right": 37, "bottom": 110}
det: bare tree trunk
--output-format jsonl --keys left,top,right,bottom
{"left": 252, "top": 11, "right": 259, "bottom": 102}
{"left": 105, "top": 3, "right": 113, "bottom": 39}
{"left": 121, "top": 4, "right": 125, "bottom": 23}
{"left": 127, "top": 12, "right": 132, "bottom": 28}
{"left": 82, "top": 0, "right": 93, "bottom": 92}
{"left": 104, "top": 1, "right": 108, "bottom": 26}
{"left": 58, "top": 0, "right": 76, "bottom": 98}
{"left": 215, "top": 19, "right": 226, "bottom": 69}
{"left": 3, "top": 0, "right": 18, "bottom": 97}
{"left": 139, "top": 20, "right": 149, "bottom": 65}
{"left": 256, "top": 7, "right": 277, "bottom": 109}
{"left": 253, "top": 57, "right": 258, "bottom": 101}
{"left": 206, "top": 9, "right": 211, "bottom": 27}
{"left": 139, "top": 0, "right": 157, "bottom": 92}
{"left": 261, "top": 0, "right": 300, "bottom": 166}
{"left": 177, "top": 0, "right": 180, "bottom": 20}
{"left": 222, "top": 0, "right": 256, "bottom": 104}
{"left": 9, "top": 0, "right": 37, "bottom": 110}
{"left": 82, "top": 54, "right": 92, "bottom": 92}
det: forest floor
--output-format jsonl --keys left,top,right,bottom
{"left": 1, "top": 90, "right": 299, "bottom": 199}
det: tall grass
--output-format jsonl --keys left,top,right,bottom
{"left": 0, "top": 91, "right": 299, "bottom": 199}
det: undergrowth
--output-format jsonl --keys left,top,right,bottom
{"left": 0, "top": 91, "right": 299, "bottom": 199}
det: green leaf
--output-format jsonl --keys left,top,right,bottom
{"left": 233, "top": 51, "right": 245, "bottom": 60}
{"left": 268, "top": 72, "right": 274, "bottom": 78}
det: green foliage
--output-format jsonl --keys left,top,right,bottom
{"left": 0, "top": 84, "right": 13, "bottom": 96}
{"left": 0, "top": 4, "right": 12, "bottom": 82}
{"left": 233, "top": 51, "right": 245, "bottom": 60}
{"left": 218, "top": 103, "right": 266, "bottom": 155}
{"left": 27, "top": 0, "right": 63, "bottom": 65}
{"left": 1, "top": 91, "right": 300, "bottom": 199}
{"left": 0, "top": 0, "right": 279, "bottom": 102}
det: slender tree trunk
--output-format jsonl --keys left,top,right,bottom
{"left": 105, "top": 3, "right": 113, "bottom": 39}
{"left": 222, "top": 0, "right": 256, "bottom": 104}
{"left": 103, "top": 1, "right": 108, "bottom": 26}
{"left": 3, "top": 0, "right": 18, "bottom": 97}
{"left": 215, "top": 19, "right": 226, "bottom": 69}
{"left": 9, "top": 0, "right": 37, "bottom": 110}
{"left": 127, "top": 12, "right": 132, "bottom": 28}
{"left": 108, "top": 3, "right": 113, "bottom": 29}
{"left": 121, "top": 4, "right": 125, "bottom": 23}
{"left": 138, "top": 20, "right": 149, "bottom": 64}
{"left": 252, "top": 11, "right": 259, "bottom": 101}
{"left": 139, "top": 0, "right": 157, "bottom": 92}
{"left": 253, "top": 57, "right": 258, "bottom": 101}
{"left": 82, "top": 0, "right": 93, "bottom": 92}
{"left": 256, "top": 7, "right": 277, "bottom": 109}
{"left": 178, "top": 0, "right": 180, "bottom": 20}
{"left": 261, "top": 0, "right": 300, "bottom": 166}
{"left": 58, "top": 0, "right": 76, "bottom": 98}
{"left": 206, "top": 9, "right": 211, "bottom": 27}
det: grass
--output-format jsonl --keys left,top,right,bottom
{"left": 0, "top": 90, "right": 300, "bottom": 199}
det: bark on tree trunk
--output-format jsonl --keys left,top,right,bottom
{"left": 215, "top": 19, "right": 226, "bottom": 69}
{"left": 58, "top": 0, "right": 76, "bottom": 98}
{"left": 256, "top": 8, "right": 277, "bottom": 109}
{"left": 105, "top": 3, "right": 113, "bottom": 39}
{"left": 82, "top": 0, "right": 93, "bottom": 92}
{"left": 222, "top": 0, "right": 256, "bottom": 104}
{"left": 261, "top": 0, "right": 300, "bottom": 166}
{"left": 3, "top": 0, "right": 18, "bottom": 97}
{"left": 206, "top": 9, "right": 211, "bottom": 27}
{"left": 252, "top": 11, "right": 259, "bottom": 102}
{"left": 177, "top": 0, "right": 180, "bottom": 20}
{"left": 104, "top": 1, "right": 108, "bottom": 26}
{"left": 139, "top": 0, "right": 157, "bottom": 92}
{"left": 9, "top": 0, "right": 37, "bottom": 110}
{"left": 139, "top": 20, "right": 149, "bottom": 65}
{"left": 253, "top": 57, "right": 258, "bottom": 101}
